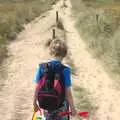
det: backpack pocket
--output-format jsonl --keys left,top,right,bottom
{"left": 38, "top": 93, "right": 60, "bottom": 111}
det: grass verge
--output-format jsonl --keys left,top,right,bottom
{"left": 71, "top": 0, "right": 120, "bottom": 86}
{"left": 0, "top": 0, "right": 59, "bottom": 65}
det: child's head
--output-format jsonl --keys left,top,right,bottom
{"left": 49, "top": 39, "right": 68, "bottom": 60}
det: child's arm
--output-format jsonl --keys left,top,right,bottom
{"left": 65, "top": 87, "right": 77, "bottom": 116}
{"left": 33, "top": 65, "right": 42, "bottom": 112}
{"left": 33, "top": 84, "right": 39, "bottom": 112}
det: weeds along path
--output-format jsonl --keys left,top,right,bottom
{"left": 62, "top": 0, "right": 120, "bottom": 120}
{"left": 0, "top": 0, "right": 120, "bottom": 120}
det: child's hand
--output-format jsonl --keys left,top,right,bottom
{"left": 33, "top": 103, "right": 39, "bottom": 112}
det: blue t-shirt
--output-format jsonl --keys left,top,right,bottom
{"left": 35, "top": 60, "right": 72, "bottom": 87}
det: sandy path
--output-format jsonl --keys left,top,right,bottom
{"left": 0, "top": 0, "right": 120, "bottom": 120}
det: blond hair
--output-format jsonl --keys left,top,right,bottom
{"left": 49, "top": 39, "right": 68, "bottom": 58}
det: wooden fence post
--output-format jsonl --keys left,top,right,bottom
{"left": 56, "top": 11, "right": 59, "bottom": 24}
{"left": 52, "top": 29, "right": 56, "bottom": 39}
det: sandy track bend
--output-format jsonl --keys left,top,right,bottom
{"left": 0, "top": 0, "right": 120, "bottom": 120}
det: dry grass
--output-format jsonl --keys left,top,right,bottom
{"left": 0, "top": 0, "right": 59, "bottom": 65}
{"left": 73, "top": 86, "right": 98, "bottom": 119}
{"left": 71, "top": 0, "right": 120, "bottom": 85}
{"left": 65, "top": 55, "right": 77, "bottom": 75}
{"left": 56, "top": 19, "right": 65, "bottom": 30}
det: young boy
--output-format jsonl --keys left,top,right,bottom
{"left": 33, "top": 39, "right": 76, "bottom": 119}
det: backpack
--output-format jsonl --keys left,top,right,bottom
{"left": 36, "top": 62, "right": 66, "bottom": 111}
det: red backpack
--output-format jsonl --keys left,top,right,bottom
{"left": 35, "top": 62, "right": 66, "bottom": 111}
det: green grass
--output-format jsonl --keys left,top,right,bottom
{"left": 83, "top": 0, "right": 120, "bottom": 6}
{"left": 84, "top": 1, "right": 120, "bottom": 9}
{"left": 0, "top": 0, "right": 59, "bottom": 65}
{"left": 87, "top": 0, "right": 113, "bottom": 4}
{"left": 71, "top": 0, "right": 120, "bottom": 85}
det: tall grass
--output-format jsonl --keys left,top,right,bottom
{"left": 0, "top": 0, "right": 58, "bottom": 64}
{"left": 71, "top": 0, "right": 120, "bottom": 84}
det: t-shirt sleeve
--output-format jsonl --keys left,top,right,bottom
{"left": 63, "top": 67, "right": 72, "bottom": 87}
{"left": 34, "top": 64, "right": 43, "bottom": 84}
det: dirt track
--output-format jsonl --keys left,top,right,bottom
{"left": 0, "top": 0, "right": 120, "bottom": 120}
